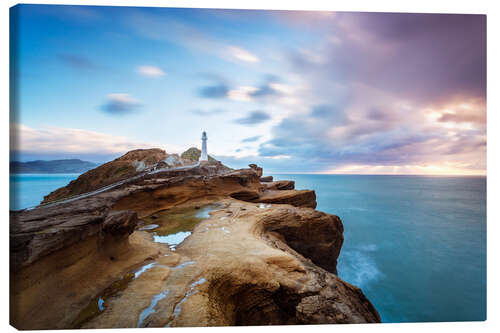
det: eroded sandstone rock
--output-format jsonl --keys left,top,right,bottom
{"left": 101, "top": 210, "right": 138, "bottom": 237}
{"left": 10, "top": 157, "right": 380, "bottom": 329}
{"left": 129, "top": 200, "right": 380, "bottom": 327}
{"left": 41, "top": 148, "right": 169, "bottom": 204}
{"left": 255, "top": 189, "right": 317, "bottom": 209}
{"left": 265, "top": 180, "right": 295, "bottom": 190}
{"left": 249, "top": 164, "right": 263, "bottom": 177}
{"left": 260, "top": 175, "right": 273, "bottom": 182}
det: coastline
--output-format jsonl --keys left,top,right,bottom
{"left": 10, "top": 157, "right": 381, "bottom": 328}
{"left": 9, "top": 164, "right": 486, "bottom": 325}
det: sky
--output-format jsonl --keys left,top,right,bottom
{"left": 10, "top": 5, "right": 486, "bottom": 175}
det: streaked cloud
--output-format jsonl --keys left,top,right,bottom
{"left": 190, "top": 108, "right": 226, "bottom": 116}
{"left": 198, "top": 84, "right": 229, "bottom": 99}
{"left": 14, "top": 7, "right": 486, "bottom": 175}
{"left": 137, "top": 65, "right": 165, "bottom": 77}
{"left": 228, "top": 86, "right": 258, "bottom": 102}
{"left": 435, "top": 99, "right": 486, "bottom": 126}
{"left": 59, "top": 54, "right": 97, "bottom": 70}
{"left": 228, "top": 46, "right": 259, "bottom": 63}
{"left": 100, "top": 93, "right": 141, "bottom": 115}
{"left": 234, "top": 111, "right": 271, "bottom": 125}
{"left": 243, "top": 12, "right": 486, "bottom": 174}
{"left": 10, "top": 123, "right": 182, "bottom": 162}
{"left": 31, "top": 4, "right": 101, "bottom": 23}
{"left": 224, "top": 75, "right": 292, "bottom": 102}
{"left": 126, "top": 11, "right": 259, "bottom": 65}
{"left": 241, "top": 135, "right": 262, "bottom": 143}
{"left": 249, "top": 77, "right": 282, "bottom": 98}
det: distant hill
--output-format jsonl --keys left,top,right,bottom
{"left": 10, "top": 159, "right": 98, "bottom": 174}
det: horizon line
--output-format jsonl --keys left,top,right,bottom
{"left": 267, "top": 172, "right": 487, "bottom": 177}
{"left": 9, "top": 157, "right": 486, "bottom": 177}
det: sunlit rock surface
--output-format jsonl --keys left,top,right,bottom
{"left": 10, "top": 149, "right": 380, "bottom": 329}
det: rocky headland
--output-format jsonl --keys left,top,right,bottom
{"left": 10, "top": 148, "right": 380, "bottom": 329}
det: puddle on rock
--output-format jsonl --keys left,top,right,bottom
{"left": 173, "top": 261, "right": 195, "bottom": 269}
{"left": 134, "top": 263, "right": 156, "bottom": 278}
{"left": 153, "top": 232, "right": 191, "bottom": 250}
{"left": 138, "top": 224, "right": 159, "bottom": 231}
{"left": 141, "top": 205, "right": 219, "bottom": 250}
{"left": 73, "top": 204, "right": 219, "bottom": 328}
{"left": 72, "top": 271, "right": 135, "bottom": 328}
{"left": 169, "top": 277, "right": 207, "bottom": 326}
{"left": 71, "top": 260, "right": 159, "bottom": 328}
{"left": 137, "top": 290, "right": 170, "bottom": 327}
{"left": 137, "top": 260, "right": 199, "bottom": 327}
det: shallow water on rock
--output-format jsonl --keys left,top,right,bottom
{"left": 137, "top": 290, "right": 169, "bottom": 327}
{"left": 73, "top": 205, "right": 219, "bottom": 328}
{"left": 72, "top": 258, "right": 171, "bottom": 328}
{"left": 138, "top": 224, "right": 159, "bottom": 231}
{"left": 142, "top": 205, "right": 219, "bottom": 250}
{"left": 168, "top": 277, "right": 208, "bottom": 326}
{"left": 72, "top": 270, "right": 136, "bottom": 328}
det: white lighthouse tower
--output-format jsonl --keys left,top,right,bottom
{"left": 201, "top": 131, "right": 208, "bottom": 161}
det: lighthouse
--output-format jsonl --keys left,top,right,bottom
{"left": 201, "top": 131, "right": 208, "bottom": 161}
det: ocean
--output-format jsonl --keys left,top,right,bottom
{"left": 10, "top": 173, "right": 486, "bottom": 323}
{"left": 9, "top": 173, "right": 80, "bottom": 210}
{"left": 272, "top": 174, "right": 486, "bottom": 323}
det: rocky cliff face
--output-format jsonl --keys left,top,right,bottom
{"left": 10, "top": 149, "right": 380, "bottom": 329}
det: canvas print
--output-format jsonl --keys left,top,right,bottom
{"left": 9, "top": 4, "right": 486, "bottom": 329}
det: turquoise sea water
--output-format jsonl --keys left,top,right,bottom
{"left": 10, "top": 173, "right": 486, "bottom": 323}
{"left": 272, "top": 174, "right": 486, "bottom": 323}
{"left": 9, "top": 173, "right": 80, "bottom": 210}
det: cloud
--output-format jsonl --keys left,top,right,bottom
{"left": 137, "top": 65, "right": 165, "bottom": 77}
{"left": 250, "top": 77, "right": 485, "bottom": 173}
{"left": 249, "top": 84, "right": 280, "bottom": 98}
{"left": 439, "top": 112, "right": 484, "bottom": 124}
{"left": 125, "top": 11, "right": 259, "bottom": 65}
{"left": 59, "top": 54, "right": 97, "bottom": 70}
{"left": 289, "top": 12, "right": 486, "bottom": 105}
{"left": 241, "top": 135, "right": 262, "bottom": 143}
{"left": 435, "top": 99, "right": 486, "bottom": 125}
{"left": 235, "top": 75, "right": 283, "bottom": 100}
{"left": 30, "top": 5, "right": 101, "bottom": 23}
{"left": 310, "top": 104, "right": 347, "bottom": 125}
{"left": 228, "top": 86, "right": 258, "bottom": 102}
{"left": 214, "top": 153, "right": 319, "bottom": 174}
{"left": 224, "top": 75, "right": 288, "bottom": 102}
{"left": 228, "top": 46, "right": 259, "bottom": 63}
{"left": 190, "top": 108, "right": 226, "bottom": 116}
{"left": 100, "top": 93, "right": 141, "bottom": 115}
{"left": 10, "top": 123, "right": 182, "bottom": 162}
{"left": 198, "top": 84, "right": 230, "bottom": 99}
{"left": 255, "top": 101, "right": 485, "bottom": 174}
{"left": 233, "top": 12, "right": 486, "bottom": 174}
{"left": 234, "top": 111, "right": 271, "bottom": 126}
